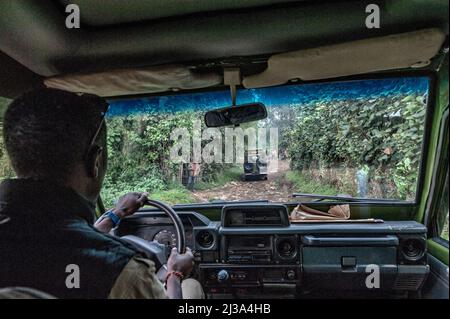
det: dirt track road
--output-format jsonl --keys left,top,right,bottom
{"left": 191, "top": 161, "right": 294, "bottom": 202}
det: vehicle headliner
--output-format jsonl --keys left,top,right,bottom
{"left": 0, "top": 0, "right": 448, "bottom": 98}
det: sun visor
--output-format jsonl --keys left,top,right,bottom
{"left": 243, "top": 28, "right": 446, "bottom": 89}
{"left": 44, "top": 65, "right": 222, "bottom": 97}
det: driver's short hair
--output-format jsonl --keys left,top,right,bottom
{"left": 3, "top": 88, "right": 106, "bottom": 183}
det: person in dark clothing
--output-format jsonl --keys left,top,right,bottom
{"left": 0, "top": 88, "right": 201, "bottom": 299}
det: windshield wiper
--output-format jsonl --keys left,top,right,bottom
{"left": 292, "top": 192, "right": 404, "bottom": 203}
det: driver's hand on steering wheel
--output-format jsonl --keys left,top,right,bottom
{"left": 167, "top": 247, "right": 195, "bottom": 277}
{"left": 95, "top": 192, "right": 148, "bottom": 233}
{"left": 113, "top": 192, "right": 149, "bottom": 218}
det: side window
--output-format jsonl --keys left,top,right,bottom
{"left": 427, "top": 108, "right": 449, "bottom": 243}
{"left": 437, "top": 173, "right": 449, "bottom": 241}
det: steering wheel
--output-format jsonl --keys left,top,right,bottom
{"left": 119, "top": 199, "right": 186, "bottom": 277}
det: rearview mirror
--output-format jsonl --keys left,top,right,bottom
{"left": 204, "top": 103, "right": 267, "bottom": 127}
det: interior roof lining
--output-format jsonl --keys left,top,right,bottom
{"left": 44, "top": 64, "right": 223, "bottom": 97}
{"left": 1, "top": 0, "right": 448, "bottom": 77}
{"left": 243, "top": 28, "right": 446, "bottom": 89}
{"left": 56, "top": 0, "right": 305, "bottom": 28}
{"left": 43, "top": 28, "right": 446, "bottom": 98}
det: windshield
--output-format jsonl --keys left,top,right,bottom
{"left": 101, "top": 76, "right": 430, "bottom": 206}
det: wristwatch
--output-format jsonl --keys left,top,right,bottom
{"left": 96, "top": 209, "right": 122, "bottom": 228}
{"left": 106, "top": 210, "right": 122, "bottom": 227}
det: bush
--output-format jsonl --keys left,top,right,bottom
{"left": 284, "top": 93, "right": 426, "bottom": 200}
{"left": 195, "top": 165, "right": 242, "bottom": 190}
{"left": 285, "top": 170, "right": 338, "bottom": 196}
{"left": 149, "top": 186, "right": 196, "bottom": 205}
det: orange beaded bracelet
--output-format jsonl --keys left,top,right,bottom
{"left": 165, "top": 271, "right": 184, "bottom": 283}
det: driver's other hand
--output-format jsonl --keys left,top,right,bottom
{"left": 114, "top": 192, "right": 149, "bottom": 218}
{"left": 167, "top": 247, "right": 195, "bottom": 277}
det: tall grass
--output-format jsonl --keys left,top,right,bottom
{"left": 195, "top": 165, "right": 242, "bottom": 190}
{"left": 285, "top": 170, "right": 338, "bottom": 195}
{"left": 149, "top": 186, "right": 196, "bottom": 205}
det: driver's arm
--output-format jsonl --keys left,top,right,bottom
{"left": 165, "top": 247, "right": 195, "bottom": 299}
{"left": 94, "top": 192, "right": 148, "bottom": 233}
{"left": 108, "top": 256, "right": 167, "bottom": 299}
{"left": 108, "top": 249, "right": 194, "bottom": 299}
{"left": 97, "top": 192, "right": 195, "bottom": 299}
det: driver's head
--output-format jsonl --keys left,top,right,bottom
{"left": 3, "top": 88, "right": 109, "bottom": 202}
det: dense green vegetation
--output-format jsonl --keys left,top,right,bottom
{"left": 0, "top": 91, "right": 428, "bottom": 205}
{"left": 284, "top": 170, "right": 338, "bottom": 196}
{"left": 99, "top": 91, "right": 426, "bottom": 207}
{"left": 195, "top": 166, "right": 242, "bottom": 191}
{"left": 101, "top": 113, "right": 243, "bottom": 206}
{"left": 284, "top": 93, "right": 427, "bottom": 200}
{"left": 101, "top": 113, "right": 195, "bottom": 206}
{"left": 442, "top": 218, "right": 449, "bottom": 241}
{"left": 0, "top": 97, "right": 14, "bottom": 179}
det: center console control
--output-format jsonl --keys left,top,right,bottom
{"left": 223, "top": 235, "right": 300, "bottom": 264}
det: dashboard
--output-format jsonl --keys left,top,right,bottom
{"left": 116, "top": 215, "right": 195, "bottom": 249}
{"left": 115, "top": 204, "right": 430, "bottom": 299}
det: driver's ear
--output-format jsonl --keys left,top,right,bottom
{"left": 85, "top": 145, "right": 104, "bottom": 179}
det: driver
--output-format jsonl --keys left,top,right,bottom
{"left": 0, "top": 88, "right": 203, "bottom": 299}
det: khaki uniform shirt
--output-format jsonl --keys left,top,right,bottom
{"left": 108, "top": 256, "right": 167, "bottom": 299}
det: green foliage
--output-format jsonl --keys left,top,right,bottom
{"left": 149, "top": 186, "right": 196, "bottom": 205}
{"left": 101, "top": 167, "right": 166, "bottom": 207}
{"left": 101, "top": 113, "right": 198, "bottom": 207}
{"left": 285, "top": 170, "right": 338, "bottom": 196}
{"left": 0, "top": 91, "right": 427, "bottom": 204}
{"left": 0, "top": 97, "right": 10, "bottom": 118}
{"left": 0, "top": 97, "right": 15, "bottom": 179}
{"left": 442, "top": 218, "right": 449, "bottom": 241}
{"left": 0, "top": 142, "right": 15, "bottom": 179}
{"left": 285, "top": 93, "right": 426, "bottom": 200}
{"left": 101, "top": 111, "right": 248, "bottom": 206}
{"left": 195, "top": 165, "right": 242, "bottom": 190}
{"left": 0, "top": 98, "right": 15, "bottom": 179}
